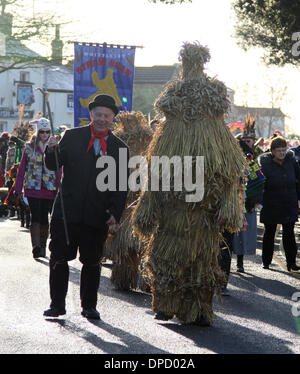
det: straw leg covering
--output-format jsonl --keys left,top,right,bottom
{"left": 141, "top": 204, "right": 226, "bottom": 324}
{"left": 104, "top": 212, "right": 141, "bottom": 291}
{"left": 110, "top": 248, "right": 139, "bottom": 291}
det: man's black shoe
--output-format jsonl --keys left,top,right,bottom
{"left": 32, "top": 245, "right": 42, "bottom": 259}
{"left": 43, "top": 307, "right": 66, "bottom": 317}
{"left": 237, "top": 265, "right": 244, "bottom": 273}
{"left": 81, "top": 307, "right": 100, "bottom": 320}
{"left": 287, "top": 264, "right": 300, "bottom": 272}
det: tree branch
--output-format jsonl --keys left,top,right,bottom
{"left": 232, "top": 0, "right": 300, "bottom": 66}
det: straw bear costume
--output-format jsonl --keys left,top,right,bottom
{"left": 132, "top": 42, "right": 247, "bottom": 324}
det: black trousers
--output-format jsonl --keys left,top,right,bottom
{"left": 19, "top": 204, "right": 30, "bottom": 227}
{"left": 48, "top": 218, "right": 108, "bottom": 310}
{"left": 262, "top": 222, "right": 298, "bottom": 266}
{"left": 27, "top": 197, "right": 53, "bottom": 225}
{"left": 219, "top": 231, "right": 234, "bottom": 287}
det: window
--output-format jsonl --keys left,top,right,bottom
{"left": 20, "top": 71, "right": 30, "bottom": 82}
{"left": 67, "top": 94, "right": 74, "bottom": 112}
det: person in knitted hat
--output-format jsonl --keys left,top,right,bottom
{"left": 43, "top": 94, "right": 129, "bottom": 320}
{"left": 14, "top": 117, "right": 59, "bottom": 258}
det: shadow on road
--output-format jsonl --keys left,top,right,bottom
{"left": 230, "top": 271, "right": 298, "bottom": 298}
{"left": 45, "top": 318, "right": 168, "bottom": 354}
{"left": 213, "top": 272, "right": 299, "bottom": 336}
{"left": 160, "top": 316, "right": 294, "bottom": 354}
{"left": 36, "top": 258, "right": 153, "bottom": 310}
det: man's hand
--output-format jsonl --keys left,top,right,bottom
{"left": 106, "top": 210, "right": 117, "bottom": 226}
{"left": 47, "top": 136, "right": 58, "bottom": 150}
{"left": 106, "top": 210, "right": 120, "bottom": 234}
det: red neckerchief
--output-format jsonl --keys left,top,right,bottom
{"left": 86, "top": 123, "right": 109, "bottom": 155}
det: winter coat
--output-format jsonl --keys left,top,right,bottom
{"left": 14, "top": 143, "right": 60, "bottom": 200}
{"left": 45, "top": 125, "right": 129, "bottom": 230}
{"left": 258, "top": 151, "right": 300, "bottom": 224}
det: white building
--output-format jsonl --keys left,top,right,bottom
{"left": 43, "top": 64, "right": 74, "bottom": 129}
{"left": 0, "top": 23, "right": 74, "bottom": 134}
{"left": 226, "top": 89, "right": 285, "bottom": 138}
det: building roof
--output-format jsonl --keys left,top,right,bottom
{"left": 134, "top": 64, "right": 180, "bottom": 83}
{"left": 233, "top": 105, "right": 285, "bottom": 118}
{"left": 44, "top": 64, "right": 181, "bottom": 92}
{"left": 45, "top": 65, "right": 73, "bottom": 91}
{"left": 5, "top": 38, "right": 41, "bottom": 59}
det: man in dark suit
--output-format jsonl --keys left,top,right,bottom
{"left": 43, "top": 95, "right": 129, "bottom": 319}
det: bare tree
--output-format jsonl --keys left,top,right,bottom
{"left": 264, "top": 85, "right": 287, "bottom": 137}
{"left": 0, "top": 0, "right": 72, "bottom": 73}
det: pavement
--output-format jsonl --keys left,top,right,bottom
{"left": 0, "top": 214, "right": 299, "bottom": 357}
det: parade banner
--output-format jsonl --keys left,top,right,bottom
{"left": 74, "top": 42, "right": 136, "bottom": 127}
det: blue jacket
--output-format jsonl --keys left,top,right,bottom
{"left": 258, "top": 151, "right": 300, "bottom": 224}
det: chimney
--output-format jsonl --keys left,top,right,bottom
{"left": 0, "top": 32, "right": 6, "bottom": 56}
{"left": 51, "top": 25, "right": 63, "bottom": 64}
{"left": 0, "top": 13, "right": 13, "bottom": 37}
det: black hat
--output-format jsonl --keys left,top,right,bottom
{"left": 88, "top": 94, "right": 119, "bottom": 115}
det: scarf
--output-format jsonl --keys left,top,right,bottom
{"left": 38, "top": 140, "right": 48, "bottom": 153}
{"left": 86, "top": 123, "right": 109, "bottom": 155}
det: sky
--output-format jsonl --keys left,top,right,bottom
{"left": 27, "top": 0, "right": 300, "bottom": 134}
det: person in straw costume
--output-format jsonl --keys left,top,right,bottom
{"left": 132, "top": 42, "right": 247, "bottom": 326}
{"left": 103, "top": 111, "right": 153, "bottom": 291}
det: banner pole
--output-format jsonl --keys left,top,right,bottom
{"left": 68, "top": 41, "right": 144, "bottom": 49}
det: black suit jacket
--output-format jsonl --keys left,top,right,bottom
{"left": 45, "top": 125, "right": 129, "bottom": 229}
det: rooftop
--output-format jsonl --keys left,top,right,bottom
{"left": 133, "top": 64, "right": 180, "bottom": 83}
{"left": 44, "top": 64, "right": 182, "bottom": 91}
{"left": 45, "top": 65, "right": 73, "bottom": 91}
{"left": 5, "top": 38, "right": 41, "bottom": 59}
{"left": 233, "top": 105, "right": 285, "bottom": 117}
